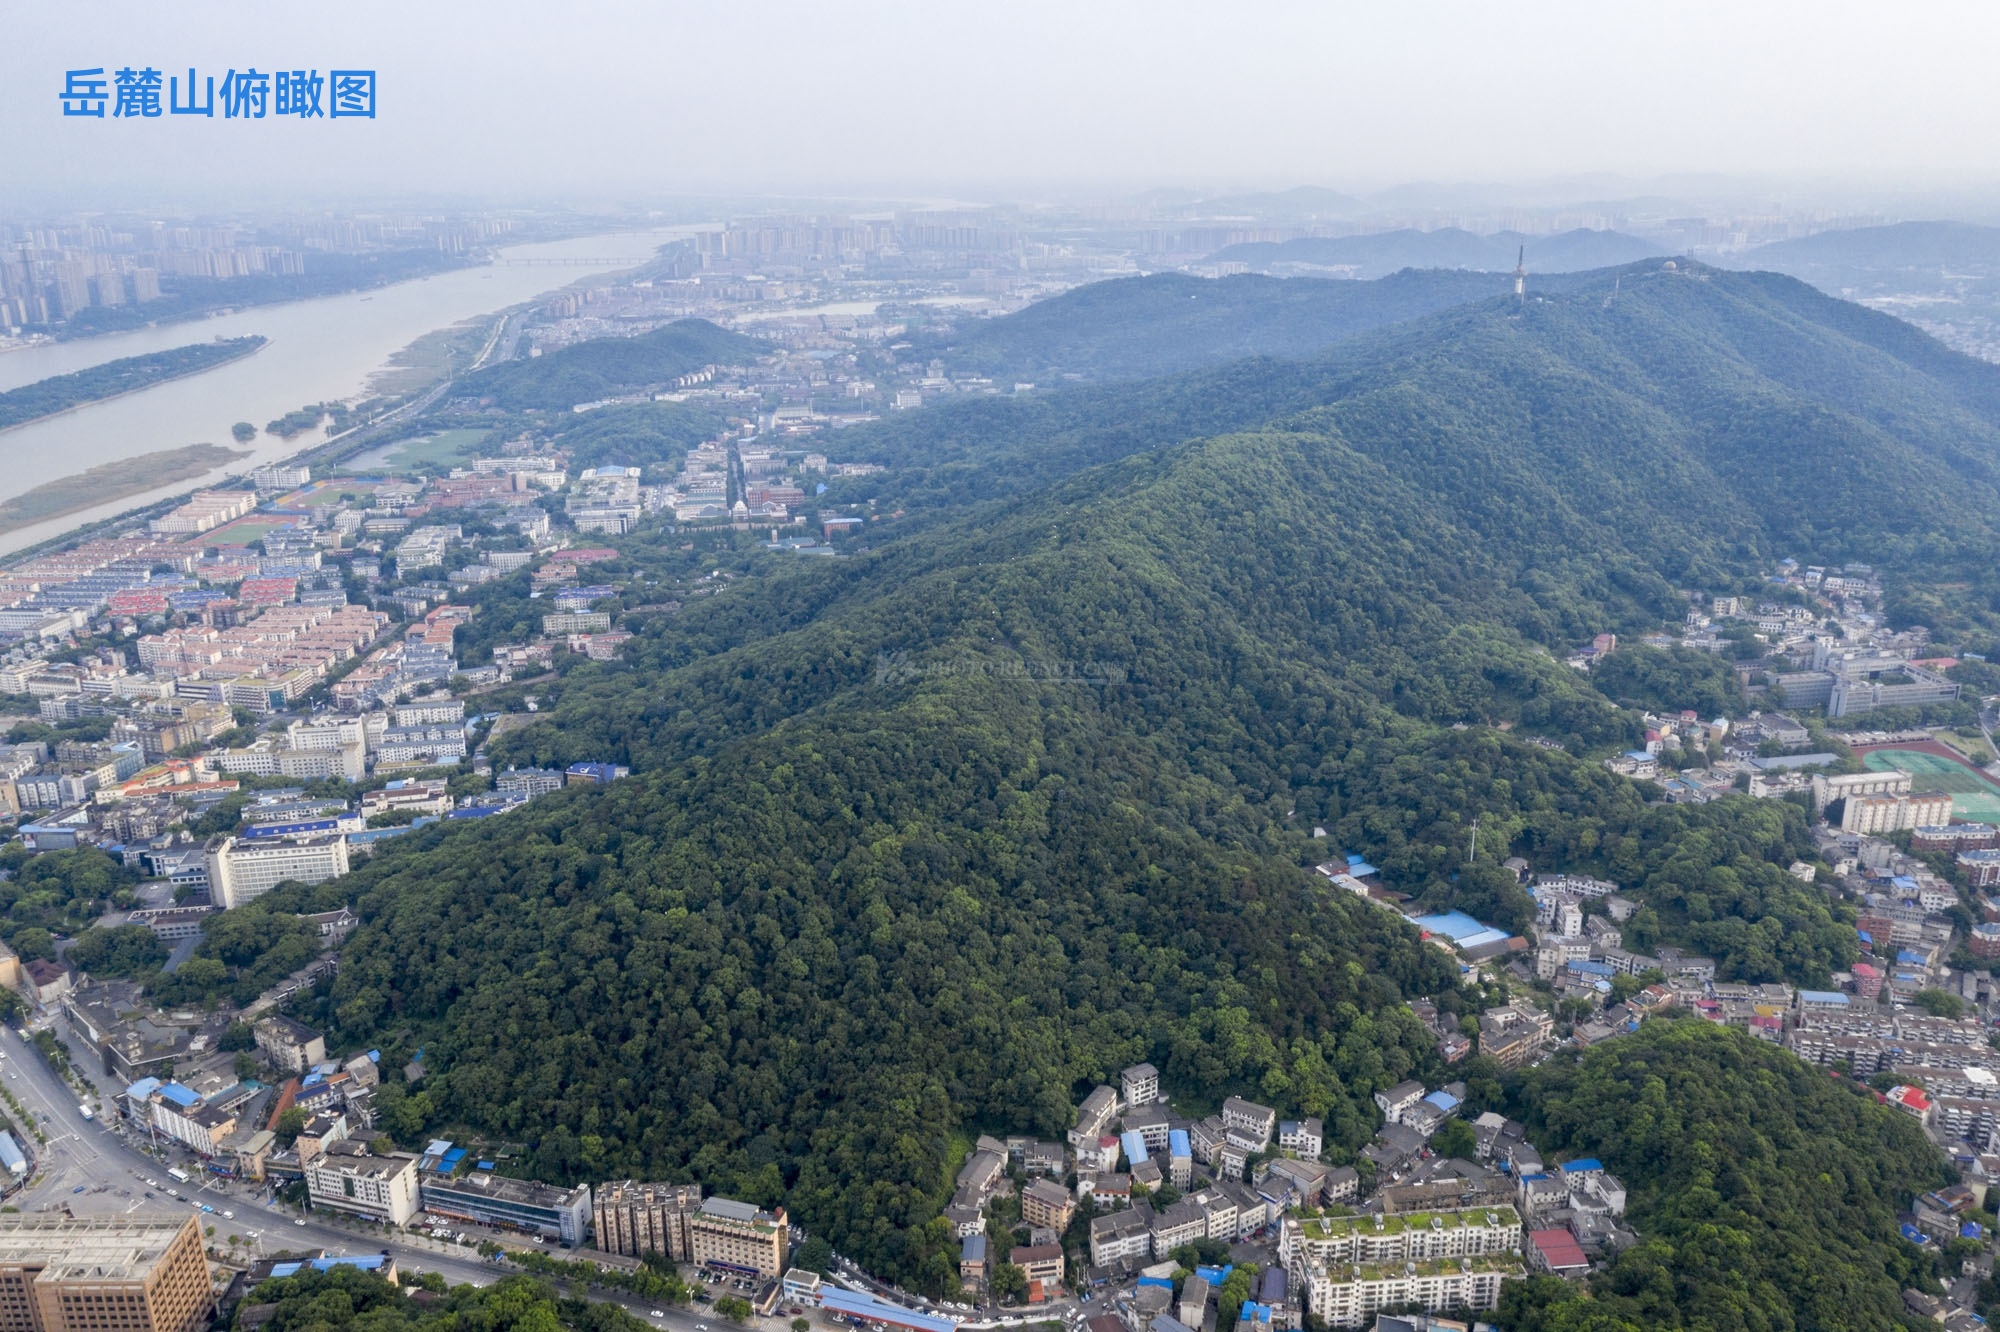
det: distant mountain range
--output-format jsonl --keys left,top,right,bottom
{"left": 1739, "top": 220, "right": 2000, "bottom": 275}
{"left": 1206, "top": 227, "right": 1664, "bottom": 279}
{"left": 918, "top": 269, "right": 1512, "bottom": 382}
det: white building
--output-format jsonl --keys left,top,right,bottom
{"left": 1282, "top": 1209, "right": 1522, "bottom": 1271}
{"left": 1120, "top": 1062, "right": 1160, "bottom": 1109}
{"left": 393, "top": 698, "right": 465, "bottom": 726}
{"left": 206, "top": 834, "right": 350, "bottom": 908}
{"left": 1302, "top": 1258, "right": 1518, "bottom": 1328}
{"left": 1221, "top": 1096, "right": 1277, "bottom": 1148}
{"left": 306, "top": 1140, "right": 421, "bottom": 1225}
{"left": 1278, "top": 1117, "right": 1323, "bottom": 1159}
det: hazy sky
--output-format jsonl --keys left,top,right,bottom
{"left": 9, "top": 0, "right": 2000, "bottom": 208}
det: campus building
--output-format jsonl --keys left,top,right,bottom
{"left": 205, "top": 833, "right": 350, "bottom": 908}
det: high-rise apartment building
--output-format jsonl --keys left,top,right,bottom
{"left": 594, "top": 1181, "right": 703, "bottom": 1260}
{"left": 0, "top": 1213, "right": 213, "bottom": 1332}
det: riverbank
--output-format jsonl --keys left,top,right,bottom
{"left": 0, "top": 227, "right": 697, "bottom": 557}
{"left": 0, "top": 337, "right": 267, "bottom": 433}
{"left": 0, "top": 443, "right": 250, "bottom": 538}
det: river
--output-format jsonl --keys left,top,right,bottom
{"left": 0, "top": 228, "right": 700, "bottom": 555}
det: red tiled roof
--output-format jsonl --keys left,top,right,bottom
{"left": 1530, "top": 1228, "right": 1589, "bottom": 1271}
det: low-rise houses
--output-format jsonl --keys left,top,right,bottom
{"left": 1478, "top": 1004, "right": 1555, "bottom": 1069}
{"left": 1010, "top": 1243, "right": 1064, "bottom": 1292}
{"left": 1021, "top": 1178, "right": 1076, "bottom": 1231}
{"left": 1089, "top": 1210, "right": 1153, "bottom": 1267}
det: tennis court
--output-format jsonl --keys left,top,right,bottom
{"left": 1862, "top": 747, "right": 2000, "bottom": 823}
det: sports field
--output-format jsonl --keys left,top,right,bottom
{"left": 194, "top": 515, "right": 296, "bottom": 547}
{"left": 1861, "top": 746, "right": 2000, "bottom": 823}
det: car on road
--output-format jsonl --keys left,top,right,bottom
{"left": 70, "top": 1186, "right": 83, "bottom": 1194}
{"left": 223, "top": 1210, "right": 233, "bottom": 1218}
{"left": 294, "top": 1219, "right": 307, "bottom": 1227}
{"left": 650, "top": 1314, "right": 664, "bottom": 1320}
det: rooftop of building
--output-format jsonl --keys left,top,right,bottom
{"left": 428, "top": 1168, "right": 588, "bottom": 1208}
{"left": 318, "top": 1140, "right": 417, "bottom": 1178}
{"left": 598, "top": 1180, "right": 702, "bottom": 1206}
{"left": 0, "top": 1212, "right": 196, "bottom": 1281}
{"left": 1311, "top": 1254, "right": 1527, "bottom": 1281}
{"left": 1295, "top": 1206, "right": 1520, "bottom": 1240}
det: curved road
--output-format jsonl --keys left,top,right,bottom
{"left": 0, "top": 1024, "right": 710, "bottom": 1324}
{"left": 0, "top": 1026, "right": 1091, "bottom": 1332}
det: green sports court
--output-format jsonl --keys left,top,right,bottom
{"left": 1861, "top": 747, "right": 2000, "bottom": 824}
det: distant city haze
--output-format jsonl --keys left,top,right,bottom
{"left": 7, "top": 0, "right": 2000, "bottom": 205}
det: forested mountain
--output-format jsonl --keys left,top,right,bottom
{"left": 921, "top": 270, "right": 1510, "bottom": 382}
{"left": 1208, "top": 227, "right": 1662, "bottom": 279}
{"left": 292, "top": 261, "right": 2000, "bottom": 1289}
{"left": 1501, "top": 1020, "right": 1948, "bottom": 1332}
{"left": 458, "top": 319, "right": 763, "bottom": 412}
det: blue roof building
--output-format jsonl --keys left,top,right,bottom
{"left": 1122, "top": 1129, "right": 1150, "bottom": 1165}
{"left": 269, "top": 1255, "right": 390, "bottom": 1277}
{"left": 817, "top": 1289, "right": 956, "bottom": 1332}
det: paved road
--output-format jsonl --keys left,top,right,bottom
{"left": 0, "top": 1026, "right": 1111, "bottom": 1332}
{"left": 0, "top": 1024, "right": 807, "bottom": 1331}
{"left": 0, "top": 1023, "right": 503, "bottom": 1287}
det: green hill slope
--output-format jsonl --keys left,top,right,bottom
{"left": 459, "top": 319, "right": 763, "bottom": 412}
{"left": 288, "top": 262, "right": 2000, "bottom": 1293}
{"left": 1502, "top": 1020, "right": 1948, "bottom": 1332}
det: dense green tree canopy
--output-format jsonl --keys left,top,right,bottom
{"left": 261, "top": 262, "right": 2000, "bottom": 1292}
{"left": 1503, "top": 1020, "right": 1948, "bottom": 1332}
{"left": 240, "top": 1266, "right": 652, "bottom": 1332}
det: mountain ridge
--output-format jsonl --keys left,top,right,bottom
{"left": 279, "top": 260, "right": 2000, "bottom": 1310}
